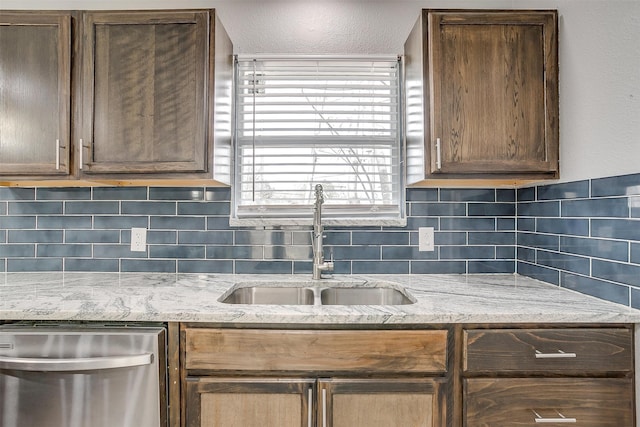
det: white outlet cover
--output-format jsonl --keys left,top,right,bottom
{"left": 130, "top": 227, "right": 147, "bottom": 252}
{"left": 418, "top": 227, "right": 435, "bottom": 252}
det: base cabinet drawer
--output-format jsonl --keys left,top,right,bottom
{"left": 464, "top": 378, "right": 634, "bottom": 426}
{"left": 463, "top": 328, "right": 632, "bottom": 373}
{"left": 185, "top": 328, "right": 448, "bottom": 374}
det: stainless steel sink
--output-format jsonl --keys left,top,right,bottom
{"left": 220, "top": 283, "right": 414, "bottom": 306}
{"left": 320, "top": 287, "right": 413, "bottom": 305}
{"left": 220, "top": 286, "right": 315, "bottom": 305}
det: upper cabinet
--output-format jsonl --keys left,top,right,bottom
{"left": 404, "top": 10, "right": 559, "bottom": 182}
{"left": 78, "top": 10, "right": 231, "bottom": 181}
{"left": 0, "top": 9, "right": 233, "bottom": 184}
{"left": 0, "top": 12, "right": 71, "bottom": 177}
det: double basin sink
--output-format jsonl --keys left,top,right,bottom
{"left": 220, "top": 282, "right": 414, "bottom": 306}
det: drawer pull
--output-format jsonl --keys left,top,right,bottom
{"left": 533, "top": 410, "right": 577, "bottom": 423}
{"left": 535, "top": 350, "right": 577, "bottom": 359}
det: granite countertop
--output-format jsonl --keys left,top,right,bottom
{"left": 1, "top": 272, "right": 639, "bottom": 324}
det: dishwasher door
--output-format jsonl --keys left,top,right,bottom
{"left": 0, "top": 325, "right": 166, "bottom": 427}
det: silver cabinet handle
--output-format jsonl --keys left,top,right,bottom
{"left": 0, "top": 353, "right": 152, "bottom": 372}
{"left": 55, "top": 139, "right": 60, "bottom": 170}
{"left": 435, "top": 137, "right": 442, "bottom": 170}
{"left": 535, "top": 350, "right": 577, "bottom": 359}
{"left": 322, "top": 388, "right": 327, "bottom": 427}
{"left": 308, "top": 388, "right": 313, "bottom": 427}
{"left": 533, "top": 410, "right": 576, "bottom": 423}
{"left": 79, "top": 138, "right": 84, "bottom": 169}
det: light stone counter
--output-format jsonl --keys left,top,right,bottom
{"left": 1, "top": 272, "right": 639, "bottom": 324}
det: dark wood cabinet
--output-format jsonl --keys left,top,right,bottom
{"left": 182, "top": 327, "right": 449, "bottom": 427}
{"left": 78, "top": 10, "right": 232, "bottom": 180}
{"left": 0, "top": 12, "right": 71, "bottom": 177}
{"left": 1, "top": 9, "right": 232, "bottom": 183}
{"left": 404, "top": 10, "right": 559, "bottom": 181}
{"left": 462, "top": 327, "right": 635, "bottom": 427}
{"left": 177, "top": 324, "right": 635, "bottom": 427}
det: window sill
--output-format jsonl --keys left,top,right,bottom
{"left": 229, "top": 217, "right": 407, "bottom": 228}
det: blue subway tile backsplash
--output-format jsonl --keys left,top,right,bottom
{"left": 1, "top": 185, "right": 515, "bottom": 277}
{"left": 1, "top": 172, "right": 640, "bottom": 310}
{"left": 517, "top": 172, "right": 640, "bottom": 309}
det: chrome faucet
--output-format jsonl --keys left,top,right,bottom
{"left": 312, "top": 184, "right": 334, "bottom": 280}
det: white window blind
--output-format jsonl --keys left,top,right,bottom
{"left": 233, "top": 56, "right": 403, "bottom": 223}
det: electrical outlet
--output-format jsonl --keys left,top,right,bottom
{"left": 130, "top": 227, "right": 147, "bottom": 252}
{"left": 418, "top": 227, "right": 435, "bottom": 252}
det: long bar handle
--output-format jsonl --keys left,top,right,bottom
{"left": 55, "top": 139, "right": 60, "bottom": 170}
{"left": 435, "top": 138, "right": 442, "bottom": 170}
{"left": 79, "top": 138, "right": 91, "bottom": 170}
{"left": 322, "top": 388, "right": 327, "bottom": 427}
{"left": 533, "top": 410, "right": 577, "bottom": 423}
{"left": 535, "top": 350, "right": 577, "bottom": 359}
{"left": 79, "top": 138, "right": 84, "bottom": 169}
{"left": 0, "top": 353, "right": 152, "bottom": 372}
{"left": 308, "top": 388, "right": 313, "bottom": 427}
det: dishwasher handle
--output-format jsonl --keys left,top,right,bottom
{"left": 0, "top": 353, "right": 153, "bottom": 372}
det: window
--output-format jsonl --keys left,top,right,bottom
{"left": 232, "top": 56, "right": 404, "bottom": 225}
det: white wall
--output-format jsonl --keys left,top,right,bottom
{"left": 3, "top": 0, "right": 639, "bottom": 183}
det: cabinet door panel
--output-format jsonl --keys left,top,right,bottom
{"left": 438, "top": 24, "right": 545, "bottom": 167}
{"left": 0, "top": 13, "right": 70, "bottom": 176}
{"left": 422, "top": 10, "right": 559, "bottom": 177}
{"left": 81, "top": 11, "right": 208, "bottom": 175}
{"left": 320, "top": 378, "right": 445, "bottom": 427}
{"left": 464, "top": 378, "right": 634, "bottom": 426}
{"left": 186, "top": 378, "right": 313, "bottom": 427}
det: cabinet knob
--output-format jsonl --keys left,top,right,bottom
{"left": 435, "top": 138, "right": 442, "bottom": 170}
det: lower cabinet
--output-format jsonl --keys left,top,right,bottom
{"left": 178, "top": 325, "right": 635, "bottom": 427}
{"left": 185, "top": 377, "right": 445, "bottom": 427}
{"left": 462, "top": 327, "right": 635, "bottom": 427}
{"left": 182, "top": 327, "right": 449, "bottom": 427}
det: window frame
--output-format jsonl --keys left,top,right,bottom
{"left": 230, "top": 55, "right": 406, "bottom": 227}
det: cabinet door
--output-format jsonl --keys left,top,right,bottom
{"left": 428, "top": 11, "right": 558, "bottom": 177}
{"left": 0, "top": 12, "right": 71, "bottom": 176}
{"left": 319, "top": 378, "right": 446, "bottom": 427}
{"left": 185, "top": 377, "right": 314, "bottom": 427}
{"left": 464, "top": 378, "right": 634, "bottom": 426}
{"left": 79, "top": 10, "right": 210, "bottom": 176}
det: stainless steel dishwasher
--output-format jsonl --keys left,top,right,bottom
{"left": 0, "top": 324, "right": 166, "bottom": 427}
